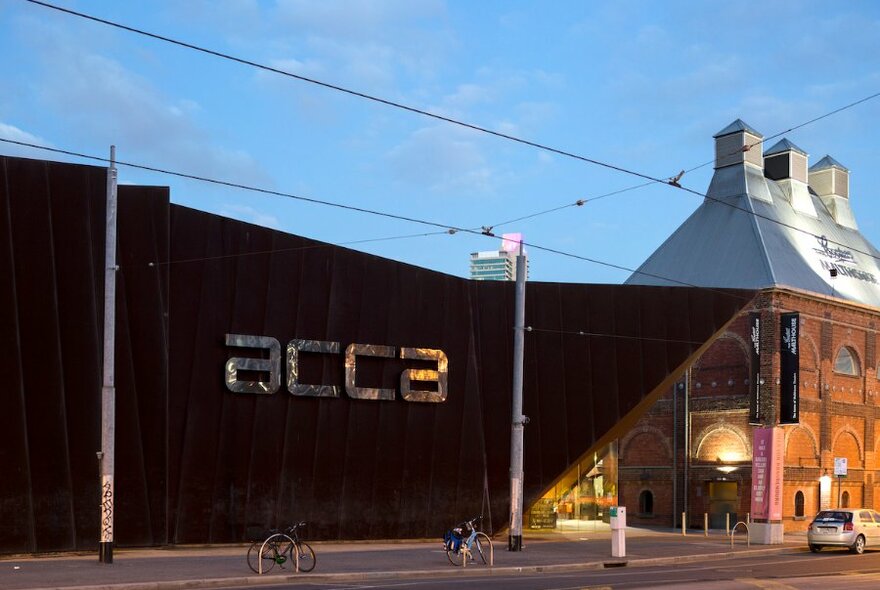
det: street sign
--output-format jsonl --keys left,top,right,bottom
{"left": 834, "top": 457, "right": 848, "bottom": 477}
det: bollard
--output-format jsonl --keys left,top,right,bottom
{"left": 681, "top": 512, "right": 687, "bottom": 536}
{"left": 704, "top": 513, "right": 708, "bottom": 537}
{"left": 726, "top": 513, "right": 730, "bottom": 535}
{"left": 746, "top": 512, "right": 750, "bottom": 524}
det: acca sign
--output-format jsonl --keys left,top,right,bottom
{"left": 224, "top": 334, "right": 448, "bottom": 403}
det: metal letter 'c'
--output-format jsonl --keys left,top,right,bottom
{"left": 345, "top": 344, "right": 396, "bottom": 400}
{"left": 287, "top": 339, "right": 341, "bottom": 397}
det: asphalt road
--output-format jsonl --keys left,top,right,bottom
{"left": 225, "top": 549, "right": 880, "bottom": 589}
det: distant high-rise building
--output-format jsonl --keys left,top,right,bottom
{"left": 469, "top": 233, "right": 529, "bottom": 281}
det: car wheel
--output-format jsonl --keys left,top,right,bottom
{"left": 850, "top": 535, "right": 866, "bottom": 554}
{"left": 809, "top": 544, "right": 822, "bottom": 553}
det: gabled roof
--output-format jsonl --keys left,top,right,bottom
{"left": 713, "top": 118, "right": 763, "bottom": 139}
{"left": 626, "top": 151, "right": 880, "bottom": 308}
{"left": 765, "top": 138, "right": 808, "bottom": 157}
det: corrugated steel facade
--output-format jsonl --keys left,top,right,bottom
{"left": 0, "top": 154, "right": 751, "bottom": 553}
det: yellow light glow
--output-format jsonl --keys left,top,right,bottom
{"left": 718, "top": 451, "right": 743, "bottom": 463}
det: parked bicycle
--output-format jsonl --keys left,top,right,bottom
{"left": 443, "top": 516, "right": 492, "bottom": 566}
{"left": 246, "top": 521, "right": 316, "bottom": 574}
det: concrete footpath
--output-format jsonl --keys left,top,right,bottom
{"left": 0, "top": 527, "right": 809, "bottom": 590}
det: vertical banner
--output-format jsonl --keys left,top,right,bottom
{"left": 748, "top": 312, "right": 761, "bottom": 424}
{"left": 780, "top": 312, "right": 800, "bottom": 424}
{"left": 751, "top": 427, "right": 784, "bottom": 520}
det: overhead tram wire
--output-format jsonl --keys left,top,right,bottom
{"left": 24, "top": 0, "right": 671, "bottom": 187}
{"left": 144, "top": 230, "right": 452, "bottom": 268}
{"left": 24, "top": 1, "right": 880, "bottom": 246}
{"left": 523, "top": 327, "right": 709, "bottom": 346}
{"left": 487, "top": 91, "right": 880, "bottom": 231}
{"left": 675, "top": 90, "right": 880, "bottom": 177}
{"left": 0, "top": 136, "right": 752, "bottom": 303}
{"left": 486, "top": 181, "right": 656, "bottom": 231}
{"left": 0, "top": 137, "right": 467, "bottom": 234}
{"left": 4, "top": 125, "right": 880, "bottom": 278}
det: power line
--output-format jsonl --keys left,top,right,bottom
{"left": 23, "top": 0, "right": 674, "bottom": 186}
{"left": 489, "top": 91, "right": 880, "bottom": 231}
{"left": 0, "top": 136, "right": 465, "bottom": 234}
{"left": 145, "top": 230, "right": 451, "bottom": 268}
{"left": 0, "top": 136, "right": 751, "bottom": 301}
{"left": 5, "top": 135, "right": 876, "bottom": 304}
{"left": 488, "top": 182, "right": 655, "bottom": 231}
{"left": 23, "top": 0, "right": 880, "bottom": 245}
{"left": 524, "top": 326, "right": 708, "bottom": 346}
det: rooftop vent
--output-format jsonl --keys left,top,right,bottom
{"left": 764, "top": 138, "right": 816, "bottom": 217}
{"left": 809, "top": 156, "right": 856, "bottom": 229}
{"left": 713, "top": 119, "right": 763, "bottom": 169}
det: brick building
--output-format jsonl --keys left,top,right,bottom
{"left": 620, "top": 120, "right": 880, "bottom": 531}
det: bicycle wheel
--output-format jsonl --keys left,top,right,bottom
{"left": 247, "top": 539, "right": 277, "bottom": 574}
{"left": 246, "top": 541, "right": 264, "bottom": 573}
{"left": 293, "top": 541, "right": 316, "bottom": 572}
{"left": 248, "top": 533, "right": 294, "bottom": 574}
{"left": 446, "top": 545, "right": 465, "bottom": 566}
{"left": 472, "top": 532, "right": 492, "bottom": 564}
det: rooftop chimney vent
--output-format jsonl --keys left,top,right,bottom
{"left": 713, "top": 119, "right": 763, "bottom": 169}
{"left": 764, "top": 138, "right": 816, "bottom": 217}
{"left": 809, "top": 156, "right": 856, "bottom": 229}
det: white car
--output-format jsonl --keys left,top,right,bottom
{"left": 807, "top": 509, "right": 880, "bottom": 554}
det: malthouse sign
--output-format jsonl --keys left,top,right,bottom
{"left": 224, "top": 334, "right": 448, "bottom": 403}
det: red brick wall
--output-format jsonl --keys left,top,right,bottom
{"left": 619, "top": 288, "right": 880, "bottom": 531}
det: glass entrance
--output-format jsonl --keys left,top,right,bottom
{"left": 527, "top": 442, "right": 618, "bottom": 532}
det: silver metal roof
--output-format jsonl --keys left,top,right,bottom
{"left": 714, "top": 118, "right": 763, "bottom": 138}
{"left": 811, "top": 155, "right": 848, "bottom": 171}
{"left": 765, "top": 138, "right": 808, "bottom": 157}
{"left": 626, "top": 159, "right": 880, "bottom": 308}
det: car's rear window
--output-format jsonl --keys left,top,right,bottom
{"left": 815, "top": 511, "right": 852, "bottom": 522}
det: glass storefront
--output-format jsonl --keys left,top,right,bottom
{"left": 527, "top": 442, "right": 618, "bottom": 532}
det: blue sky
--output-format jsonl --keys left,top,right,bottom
{"left": 2, "top": 0, "right": 879, "bottom": 283}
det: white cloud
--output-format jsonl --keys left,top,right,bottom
{"left": 0, "top": 122, "right": 53, "bottom": 159}
{"left": 20, "top": 17, "right": 270, "bottom": 188}
{"left": 386, "top": 125, "right": 494, "bottom": 194}
{"left": 0, "top": 121, "right": 49, "bottom": 145}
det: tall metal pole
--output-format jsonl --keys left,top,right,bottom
{"left": 683, "top": 367, "right": 689, "bottom": 528}
{"left": 672, "top": 381, "right": 677, "bottom": 529}
{"left": 99, "top": 146, "right": 118, "bottom": 564}
{"left": 508, "top": 242, "right": 526, "bottom": 551}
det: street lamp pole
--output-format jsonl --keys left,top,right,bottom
{"left": 508, "top": 241, "right": 526, "bottom": 551}
{"left": 99, "top": 146, "right": 118, "bottom": 564}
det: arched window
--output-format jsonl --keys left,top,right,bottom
{"left": 639, "top": 490, "right": 654, "bottom": 515}
{"left": 795, "top": 491, "right": 805, "bottom": 518}
{"left": 842, "top": 491, "right": 851, "bottom": 508}
{"left": 834, "top": 347, "right": 860, "bottom": 376}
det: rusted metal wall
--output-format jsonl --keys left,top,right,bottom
{"left": 0, "top": 155, "right": 168, "bottom": 553}
{"left": 0, "top": 154, "right": 752, "bottom": 552}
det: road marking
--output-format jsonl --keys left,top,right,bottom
{"left": 736, "top": 578, "right": 801, "bottom": 589}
